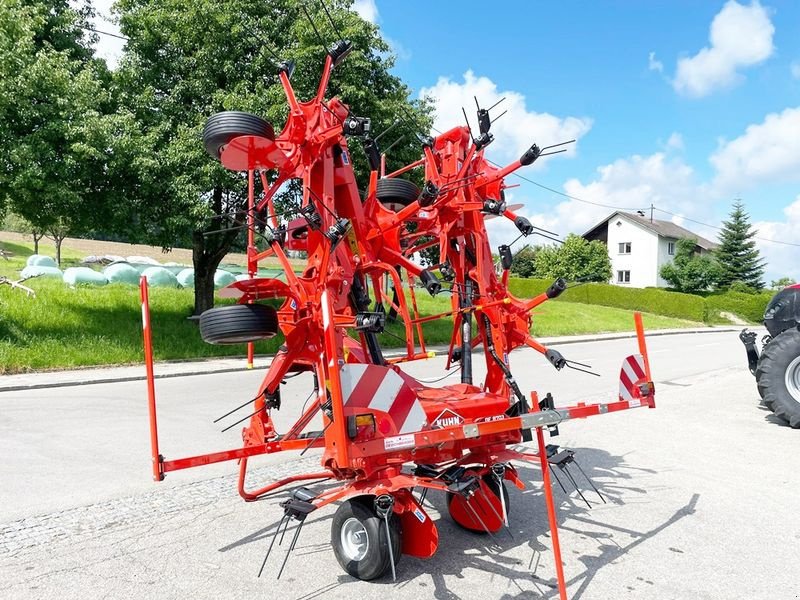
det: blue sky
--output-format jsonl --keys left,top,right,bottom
{"left": 91, "top": 0, "right": 800, "bottom": 281}
{"left": 366, "top": 0, "right": 800, "bottom": 281}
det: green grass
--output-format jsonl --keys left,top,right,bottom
{"left": 0, "top": 279, "right": 285, "bottom": 373}
{"left": 0, "top": 238, "right": 705, "bottom": 373}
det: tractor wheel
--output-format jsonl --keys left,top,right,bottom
{"left": 376, "top": 178, "right": 420, "bottom": 211}
{"left": 756, "top": 328, "right": 800, "bottom": 427}
{"left": 202, "top": 111, "right": 275, "bottom": 160}
{"left": 446, "top": 471, "right": 510, "bottom": 533}
{"left": 331, "top": 496, "right": 401, "bottom": 581}
{"left": 198, "top": 304, "right": 279, "bottom": 345}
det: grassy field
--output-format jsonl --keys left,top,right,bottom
{"left": 0, "top": 279, "right": 702, "bottom": 374}
{"left": 0, "top": 235, "right": 705, "bottom": 373}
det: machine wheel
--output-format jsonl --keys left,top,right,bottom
{"left": 756, "top": 328, "right": 800, "bottom": 427}
{"left": 202, "top": 111, "right": 275, "bottom": 160}
{"left": 198, "top": 304, "right": 279, "bottom": 345}
{"left": 446, "top": 471, "right": 510, "bottom": 533}
{"left": 376, "top": 178, "right": 420, "bottom": 211}
{"left": 331, "top": 496, "right": 401, "bottom": 581}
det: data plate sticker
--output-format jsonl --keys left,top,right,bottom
{"left": 384, "top": 434, "right": 415, "bottom": 450}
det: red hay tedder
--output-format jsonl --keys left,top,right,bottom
{"left": 140, "top": 32, "right": 655, "bottom": 599}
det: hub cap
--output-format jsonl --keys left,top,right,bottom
{"left": 340, "top": 518, "right": 369, "bottom": 562}
{"left": 785, "top": 355, "right": 800, "bottom": 402}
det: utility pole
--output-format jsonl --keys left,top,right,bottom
{"left": 650, "top": 203, "right": 654, "bottom": 223}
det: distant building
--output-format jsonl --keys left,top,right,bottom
{"left": 582, "top": 211, "right": 717, "bottom": 288}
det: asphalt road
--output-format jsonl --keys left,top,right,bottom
{"left": 2, "top": 330, "right": 799, "bottom": 599}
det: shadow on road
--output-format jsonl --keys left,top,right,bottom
{"left": 219, "top": 446, "right": 699, "bottom": 600}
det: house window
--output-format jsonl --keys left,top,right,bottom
{"left": 618, "top": 242, "right": 631, "bottom": 254}
{"left": 668, "top": 242, "right": 675, "bottom": 255}
{"left": 617, "top": 270, "right": 631, "bottom": 284}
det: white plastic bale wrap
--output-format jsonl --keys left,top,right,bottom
{"left": 25, "top": 254, "right": 57, "bottom": 268}
{"left": 20, "top": 265, "right": 63, "bottom": 279}
{"left": 177, "top": 268, "right": 195, "bottom": 288}
{"left": 104, "top": 263, "right": 141, "bottom": 285}
{"left": 63, "top": 267, "right": 108, "bottom": 286}
{"left": 214, "top": 269, "right": 236, "bottom": 289}
{"left": 140, "top": 266, "right": 180, "bottom": 288}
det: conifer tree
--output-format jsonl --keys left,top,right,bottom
{"left": 715, "top": 200, "right": 765, "bottom": 290}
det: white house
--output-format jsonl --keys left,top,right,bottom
{"left": 582, "top": 211, "right": 717, "bottom": 288}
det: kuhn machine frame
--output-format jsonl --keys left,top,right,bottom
{"left": 140, "top": 30, "right": 655, "bottom": 600}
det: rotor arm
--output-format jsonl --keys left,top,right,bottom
{"left": 523, "top": 278, "right": 567, "bottom": 311}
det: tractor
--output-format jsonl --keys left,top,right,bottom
{"left": 740, "top": 284, "right": 800, "bottom": 427}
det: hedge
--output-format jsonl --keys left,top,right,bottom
{"left": 507, "top": 278, "right": 551, "bottom": 299}
{"left": 508, "top": 277, "right": 707, "bottom": 322}
{"left": 704, "top": 291, "right": 772, "bottom": 323}
{"left": 507, "top": 277, "right": 773, "bottom": 324}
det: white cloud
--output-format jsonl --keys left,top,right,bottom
{"left": 710, "top": 106, "right": 800, "bottom": 191}
{"left": 483, "top": 152, "right": 708, "bottom": 252}
{"left": 419, "top": 71, "right": 592, "bottom": 166}
{"left": 792, "top": 61, "right": 800, "bottom": 80}
{"left": 673, "top": 1, "right": 774, "bottom": 97}
{"left": 351, "top": 0, "right": 378, "bottom": 23}
{"left": 648, "top": 51, "right": 663, "bottom": 73}
{"left": 483, "top": 142, "right": 798, "bottom": 282}
{"left": 753, "top": 197, "right": 800, "bottom": 281}
{"left": 665, "top": 132, "right": 684, "bottom": 150}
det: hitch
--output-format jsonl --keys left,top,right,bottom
{"left": 739, "top": 329, "right": 760, "bottom": 376}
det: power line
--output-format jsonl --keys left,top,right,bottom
{"left": 653, "top": 207, "right": 800, "bottom": 248}
{"left": 491, "top": 160, "right": 644, "bottom": 211}
{"left": 84, "top": 26, "right": 128, "bottom": 41}
{"left": 485, "top": 159, "right": 800, "bottom": 248}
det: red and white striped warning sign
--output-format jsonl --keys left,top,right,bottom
{"left": 339, "top": 364, "right": 427, "bottom": 434}
{"left": 618, "top": 354, "right": 647, "bottom": 405}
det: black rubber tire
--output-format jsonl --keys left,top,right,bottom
{"left": 376, "top": 178, "right": 419, "bottom": 211}
{"left": 757, "top": 328, "right": 800, "bottom": 427}
{"left": 331, "top": 496, "right": 401, "bottom": 581}
{"left": 202, "top": 111, "right": 275, "bottom": 160}
{"left": 755, "top": 353, "right": 770, "bottom": 406}
{"left": 446, "top": 472, "right": 510, "bottom": 533}
{"left": 198, "top": 304, "right": 279, "bottom": 345}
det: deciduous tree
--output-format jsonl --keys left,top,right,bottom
{"left": 115, "top": 0, "right": 430, "bottom": 314}
{"left": 533, "top": 234, "right": 611, "bottom": 282}
{"left": 510, "top": 245, "right": 537, "bottom": 278}
{"left": 0, "top": 0, "right": 131, "bottom": 265}
{"left": 659, "top": 237, "right": 721, "bottom": 293}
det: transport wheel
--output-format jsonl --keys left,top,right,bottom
{"left": 446, "top": 471, "right": 510, "bottom": 533}
{"left": 198, "top": 304, "right": 279, "bottom": 345}
{"left": 376, "top": 178, "right": 420, "bottom": 211}
{"left": 756, "top": 328, "right": 800, "bottom": 427}
{"left": 331, "top": 496, "right": 401, "bottom": 581}
{"left": 202, "top": 111, "right": 275, "bottom": 160}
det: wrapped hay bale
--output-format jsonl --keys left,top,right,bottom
{"left": 141, "top": 266, "right": 179, "bottom": 288}
{"left": 21, "top": 265, "right": 62, "bottom": 279}
{"left": 126, "top": 255, "right": 160, "bottom": 266}
{"left": 214, "top": 269, "right": 236, "bottom": 289}
{"left": 104, "top": 262, "right": 141, "bottom": 285}
{"left": 177, "top": 268, "right": 195, "bottom": 288}
{"left": 63, "top": 267, "right": 108, "bottom": 286}
{"left": 25, "top": 254, "right": 57, "bottom": 268}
